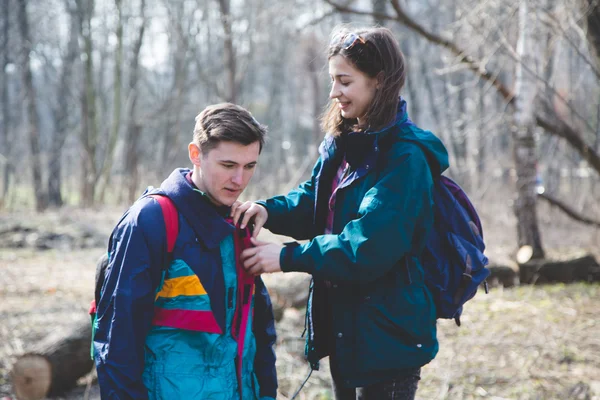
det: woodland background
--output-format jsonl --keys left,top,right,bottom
{"left": 1, "top": 0, "right": 600, "bottom": 399}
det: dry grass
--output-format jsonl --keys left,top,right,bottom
{"left": 265, "top": 279, "right": 600, "bottom": 400}
{"left": 1, "top": 206, "right": 599, "bottom": 400}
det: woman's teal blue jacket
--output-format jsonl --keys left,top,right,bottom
{"left": 258, "top": 99, "right": 449, "bottom": 388}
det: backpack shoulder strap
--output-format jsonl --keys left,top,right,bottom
{"left": 149, "top": 194, "right": 179, "bottom": 253}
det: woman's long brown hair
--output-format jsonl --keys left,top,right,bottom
{"left": 321, "top": 26, "right": 406, "bottom": 137}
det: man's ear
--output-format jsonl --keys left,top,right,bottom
{"left": 188, "top": 142, "right": 202, "bottom": 166}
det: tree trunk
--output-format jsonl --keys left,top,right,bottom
{"left": 124, "top": 0, "right": 146, "bottom": 204}
{"left": 11, "top": 320, "right": 94, "bottom": 400}
{"left": 512, "top": 1, "right": 544, "bottom": 259}
{"left": 47, "top": 1, "right": 80, "bottom": 207}
{"left": 585, "top": 0, "right": 600, "bottom": 168}
{"left": 218, "top": 0, "right": 236, "bottom": 103}
{"left": 475, "top": 75, "right": 486, "bottom": 191}
{"left": 586, "top": 0, "right": 600, "bottom": 68}
{"left": 125, "top": 124, "right": 142, "bottom": 203}
{"left": 77, "top": 0, "right": 98, "bottom": 207}
{"left": 306, "top": 34, "right": 323, "bottom": 149}
{"left": 97, "top": 0, "right": 123, "bottom": 202}
{"left": 1, "top": 0, "right": 11, "bottom": 204}
{"left": 17, "top": 0, "right": 46, "bottom": 211}
{"left": 371, "top": 0, "right": 387, "bottom": 25}
{"left": 159, "top": 0, "right": 188, "bottom": 172}
{"left": 403, "top": 35, "right": 421, "bottom": 125}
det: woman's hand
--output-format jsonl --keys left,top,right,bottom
{"left": 241, "top": 238, "right": 283, "bottom": 275}
{"left": 231, "top": 201, "right": 268, "bottom": 237}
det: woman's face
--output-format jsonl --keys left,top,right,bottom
{"left": 328, "top": 54, "right": 379, "bottom": 125}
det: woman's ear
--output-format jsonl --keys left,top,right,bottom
{"left": 188, "top": 142, "right": 202, "bottom": 166}
{"left": 376, "top": 71, "right": 385, "bottom": 89}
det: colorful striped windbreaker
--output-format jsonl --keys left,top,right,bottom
{"left": 93, "top": 168, "right": 277, "bottom": 399}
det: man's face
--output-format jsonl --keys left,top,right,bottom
{"left": 190, "top": 141, "right": 260, "bottom": 207}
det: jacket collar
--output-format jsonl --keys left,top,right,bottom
{"left": 160, "top": 168, "right": 234, "bottom": 249}
{"left": 317, "top": 98, "right": 413, "bottom": 190}
{"left": 322, "top": 97, "right": 412, "bottom": 155}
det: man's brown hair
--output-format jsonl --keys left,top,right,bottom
{"left": 193, "top": 103, "right": 267, "bottom": 154}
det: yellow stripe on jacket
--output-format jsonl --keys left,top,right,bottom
{"left": 155, "top": 275, "right": 207, "bottom": 299}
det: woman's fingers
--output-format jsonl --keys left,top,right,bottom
{"left": 231, "top": 201, "right": 252, "bottom": 226}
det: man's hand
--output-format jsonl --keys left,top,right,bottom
{"left": 231, "top": 201, "right": 269, "bottom": 237}
{"left": 241, "top": 238, "right": 283, "bottom": 275}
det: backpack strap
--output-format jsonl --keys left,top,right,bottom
{"left": 90, "top": 194, "right": 178, "bottom": 314}
{"left": 150, "top": 194, "right": 179, "bottom": 254}
{"left": 149, "top": 194, "right": 179, "bottom": 302}
{"left": 90, "top": 193, "right": 179, "bottom": 360}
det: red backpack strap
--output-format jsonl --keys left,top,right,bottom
{"left": 150, "top": 194, "right": 178, "bottom": 253}
{"left": 90, "top": 194, "right": 178, "bottom": 319}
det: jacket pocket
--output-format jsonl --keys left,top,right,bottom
{"left": 354, "top": 281, "right": 437, "bottom": 374}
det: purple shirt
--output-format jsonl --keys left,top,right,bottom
{"left": 325, "top": 157, "right": 349, "bottom": 234}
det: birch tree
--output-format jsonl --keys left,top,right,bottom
{"left": 512, "top": 1, "right": 544, "bottom": 259}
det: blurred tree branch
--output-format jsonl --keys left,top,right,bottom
{"left": 539, "top": 192, "right": 600, "bottom": 228}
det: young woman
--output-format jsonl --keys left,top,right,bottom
{"left": 233, "top": 26, "right": 449, "bottom": 400}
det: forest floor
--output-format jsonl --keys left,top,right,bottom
{"left": 0, "top": 203, "right": 599, "bottom": 400}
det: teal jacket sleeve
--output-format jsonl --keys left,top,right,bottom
{"left": 257, "top": 158, "right": 322, "bottom": 240}
{"left": 280, "top": 146, "right": 434, "bottom": 283}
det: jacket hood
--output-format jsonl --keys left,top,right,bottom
{"left": 160, "top": 168, "right": 233, "bottom": 249}
{"left": 337, "top": 98, "right": 449, "bottom": 177}
{"left": 394, "top": 98, "right": 449, "bottom": 177}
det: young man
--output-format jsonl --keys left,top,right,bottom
{"left": 93, "top": 103, "right": 277, "bottom": 400}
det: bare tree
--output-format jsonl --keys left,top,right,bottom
{"left": 585, "top": 0, "right": 600, "bottom": 152}
{"left": 123, "top": 0, "right": 147, "bottom": 203}
{"left": 1, "top": 0, "right": 11, "bottom": 204}
{"left": 217, "top": 0, "right": 237, "bottom": 103}
{"left": 75, "top": 0, "right": 99, "bottom": 207}
{"left": 159, "top": 0, "right": 191, "bottom": 171}
{"left": 47, "top": 0, "right": 80, "bottom": 207}
{"left": 305, "top": 33, "right": 325, "bottom": 148}
{"left": 512, "top": 1, "right": 544, "bottom": 259}
{"left": 97, "top": 0, "right": 124, "bottom": 202}
{"left": 372, "top": 0, "right": 387, "bottom": 26}
{"left": 17, "top": 0, "right": 46, "bottom": 211}
{"left": 586, "top": 0, "right": 600, "bottom": 66}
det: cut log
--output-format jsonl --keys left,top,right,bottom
{"left": 516, "top": 245, "right": 534, "bottom": 264}
{"left": 487, "top": 264, "right": 519, "bottom": 288}
{"left": 519, "top": 254, "right": 600, "bottom": 284}
{"left": 11, "top": 319, "right": 94, "bottom": 400}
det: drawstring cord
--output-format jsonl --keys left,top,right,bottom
{"left": 290, "top": 367, "right": 314, "bottom": 400}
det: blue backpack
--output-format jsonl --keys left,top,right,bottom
{"left": 422, "top": 175, "right": 490, "bottom": 326}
